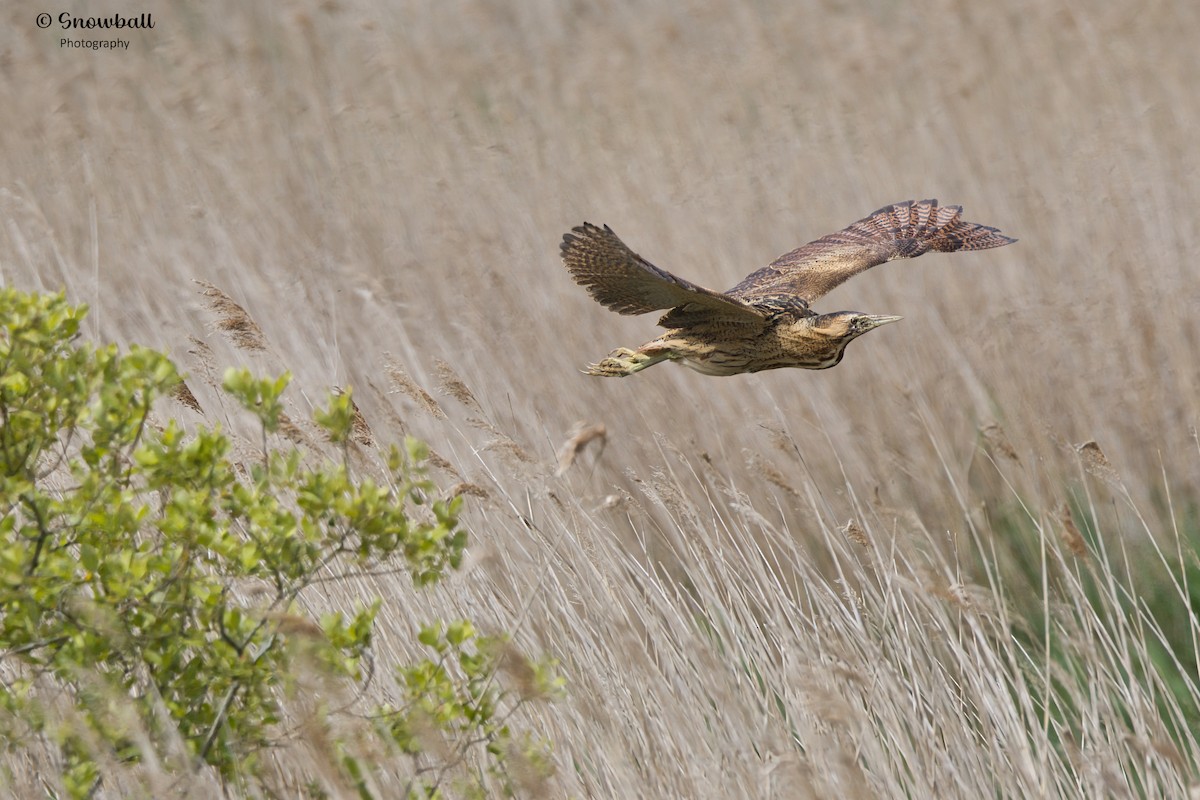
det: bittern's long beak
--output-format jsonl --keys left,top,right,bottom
{"left": 865, "top": 314, "right": 904, "bottom": 328}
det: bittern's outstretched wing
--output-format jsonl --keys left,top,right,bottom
{"left": 728, "top": 199, "right": 1016, "bottom": 305}
{"left": 561, "top": 223, "right": 766, "bottom": 327}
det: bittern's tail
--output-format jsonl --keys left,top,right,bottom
{"left": 871, "top": 199, "right": 1017, "bottom": 256}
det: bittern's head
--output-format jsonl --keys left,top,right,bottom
{"left": 810, "top": 311, "right": 904, "bottom": 342}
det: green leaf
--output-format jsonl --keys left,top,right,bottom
{"left": 418, "top": 622, "right": 444, "bottom": 651}
{"left": 446, "top": 619, "right": 475, "bottom": 648}
{"left": 314, "top": 388, "right": 355, "bottom": 444}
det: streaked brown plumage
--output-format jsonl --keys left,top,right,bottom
{"left": 560, "top": 199, "right": 1015, "bottom": 377}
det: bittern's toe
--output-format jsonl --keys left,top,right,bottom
{"left": 583, "top": 361, "right": 622, "bottom": 377}
{"left": 584, "top": 347, "right": 655, "bottom": 378}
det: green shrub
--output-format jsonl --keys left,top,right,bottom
{"left": 0, "top": 288, "right": 558, "bottom": 797}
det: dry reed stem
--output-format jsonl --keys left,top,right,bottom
{"left": 194, "top": 280, "right": 268, "bottom": 352}
{"left": 483, "top": 436, "right": 536, "bottom": 465}
{"left": 185, "top": 335, "right": 219, "bottom": 390}
{"left": 595, "top": 493, "right": 628, "bottom": 511}
{"left": 747, "top": 451, "right": 801, "bottom": 498}
{"left": 555, "top": 422, "right": 607, "bottom": 476}
{"left": 332, "top": 387, "right": 374, "bottom": 448}
{"left": 170, "top": 380, "right": 202, "bottom": 414}
{"left": 467, "top": 416, "right": 500, "bottom": 435}
{"left": 276, "top": 411, "right": 308, "bottom": 445}
{"left": 841, "top": 519, "right": 869, "bottom": 548}
{"left": 366, "top": 379, "right": 410, "bottom": 438}
{"left": 1058, "top": 504, "right": 1088, "bottom": 557}
{"left": 980, "top": 422, "right": 1020, "bottom": 461}
{"left": 423, "top": 447, "right": 462, "bottom": 479}
{"left": 383, "top": 356, "right": 445, "bottom": 419}
{"left": 1076, "top": 440, "right": 1122, "bottom": 485}
{"left": 447, "top": 482, "right": 490, "bottom": 500}
{"left": 186, "top": 335, "right": 214, "bottom": 362}
{"left": 435, "top": 358, "right": 482, "bottom": 411}
{"left": 643, "top": 468, "right": 702, "bottom": 532}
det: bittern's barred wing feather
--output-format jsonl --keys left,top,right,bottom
{"left": 728, "top": 199, "right": 1016, "bottom": 305}
{"left": 561, "top": 223, "right": 765, "bottom": 326}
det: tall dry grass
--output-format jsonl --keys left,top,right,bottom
{"left": 3, "top": 0, "right": 1200, "bottom": 796}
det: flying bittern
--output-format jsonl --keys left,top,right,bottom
{"left": 560, "top": 199, "right": 1015, "bottom": 377}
